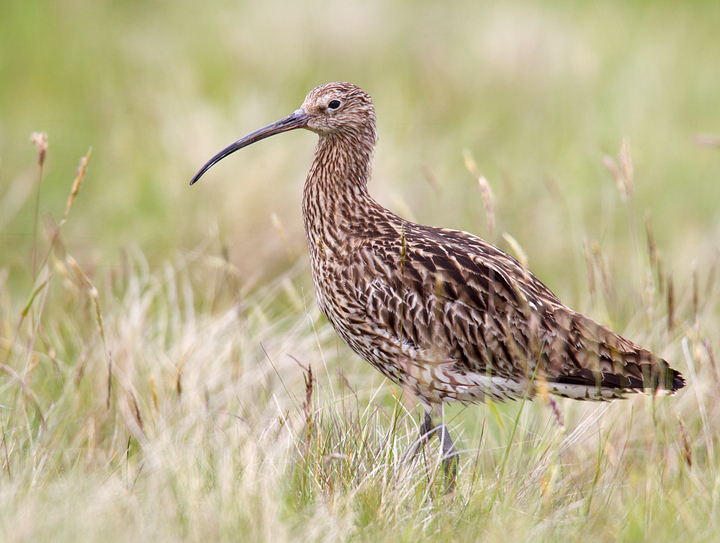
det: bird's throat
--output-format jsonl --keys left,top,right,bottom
{"left": 301, "top": 130, "right": 378, "bottom": 270}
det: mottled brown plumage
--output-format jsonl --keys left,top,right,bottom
{"left": 191, "top": 82, "right": 684, "bottom": 477}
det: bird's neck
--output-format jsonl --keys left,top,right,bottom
{"left": 302, "top": 130, "right": 378, "bottom": 250}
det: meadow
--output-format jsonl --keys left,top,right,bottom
{"left": 1, "top": 0, "right": 720, "bottom": 541}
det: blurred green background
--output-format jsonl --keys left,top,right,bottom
{"left": 2, "top": 0, "right": 719, "bottom": 308}
{"left": 1, "top": 3, "right": 719, "bottom": 538}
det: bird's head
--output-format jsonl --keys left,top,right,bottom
{"left": 190, "top": 82, "right": 376, "bottom": 185}
{"left": 300, "top": 82, "right": 375, "bottom": 136}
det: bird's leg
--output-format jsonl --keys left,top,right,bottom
{"left": 424, "top": 411, "right": 458, "bottom": 488}
{"left": 401, "top": 408, "right": 458, "bottom": 491}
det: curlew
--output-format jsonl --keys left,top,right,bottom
{"left": 191, "top": 82, "right": 684, "bottom": 481}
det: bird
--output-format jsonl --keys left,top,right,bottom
{"left": 191, "top": 82, "right": 685, "bottom": 483}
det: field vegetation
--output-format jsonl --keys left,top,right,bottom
{"left": 1, "top": 0, "right": 720, "bottom": 541}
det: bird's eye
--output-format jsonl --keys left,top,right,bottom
{"left": 328, "top": 100, "right": 341, "bottom": 110}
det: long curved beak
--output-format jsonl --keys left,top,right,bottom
{"left": 190, "top": 108, "right": 310, "bottom": 185}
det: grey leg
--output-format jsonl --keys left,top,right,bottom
{"left": 401, "top": 410, "right": 459, "bottom": 491}
{"left": 422, "top": 411, "right": 458, "bottom": 486}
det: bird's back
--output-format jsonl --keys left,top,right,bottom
{"left": 311, "top": 200, "right": 684, "bottom": 406}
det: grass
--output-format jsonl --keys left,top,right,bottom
{"left": 2, "top": 0, "right": 720, "bottom": 541}
{"left": 2, "top": 126, "right": 719, "bottom": 543}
